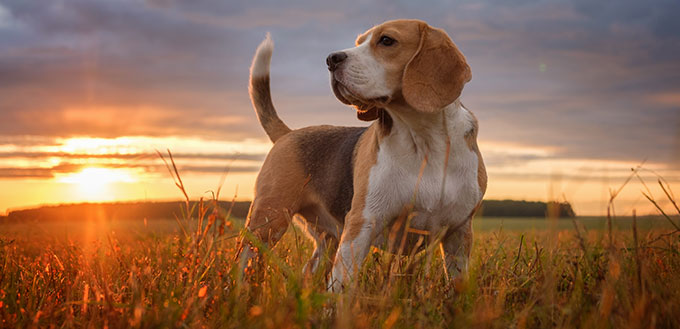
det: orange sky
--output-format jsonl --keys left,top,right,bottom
{"left": 0, "top": 136, "right": 677, "bottom": 216}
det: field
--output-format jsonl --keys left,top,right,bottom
{"left": 1, "top": 211, "right": 679, "bottom": 329}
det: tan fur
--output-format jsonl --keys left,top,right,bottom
{"left": 248, "top": 34, "right": 291, "bottom": 143}
{"left": 345, "top": 125, "right": 380, "bottom": 241}
{"left": 460, "top": 201, "right": 482, "bottom": 260}
{"left": 243, "top": 135, "right": 307, "bottom": 244}
{"left": 463, "top": 220, "right": 473, "bottom": 258}
{"left": 457, "top": 219, "right": 473, "bottom": 259}
{"left": 401, "top": 23, "right": 471, "bottom": 113}
{"left": 348, "top": 20, "right": 471, "bottom": 117}
{"left": 244, "top": 20, "right": 486, "bottom": 292}
{"left": 477, "top": 153, "right": 487, "bottom": 195}
{"left": 354, "top": 20, "right": 426, "bottom": 110}
{"left": 250, "top": 75, "right": 291, "bottom": 143}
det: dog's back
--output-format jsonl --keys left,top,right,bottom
{"left": 294, "top": 125, "right": 365, "bottom": 220}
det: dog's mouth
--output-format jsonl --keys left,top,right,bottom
{"left": 331, "top": 78, "right": 391, "bottom": 113}
{"left": 330, "top": 78, "right": 353, "bottom": 105}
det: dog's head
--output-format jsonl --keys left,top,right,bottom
{"left": 327, "top": 19, "right": 471, "bottom": 121}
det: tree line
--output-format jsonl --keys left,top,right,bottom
{"left": 1, "top": 199, "right": 575, "bottom": 222}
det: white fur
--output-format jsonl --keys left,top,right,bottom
{"left": 333, "top": 34, "right": 393, "bottom": 100}
{"left": 329, "top": 25, "right": 482, "bottom": 292}
{"left": 364, "top": 102, "right": 481, "bottom": 229}
{"left": 250, "top": 33, "right": 273, "bottom": 78}
{"left": 328, "top": 216, "right": 375, "bottom": 292}
{"left": 330, "top": 101, "right": 483, "bottom": 290}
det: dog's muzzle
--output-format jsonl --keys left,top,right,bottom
{"left": 326, "top": 52, "right": 347, "bottom": 72}
{"left": 327, "top": 51, "right": 391, "bottom": 112}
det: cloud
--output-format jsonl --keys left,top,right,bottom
{"left": 0, "top": 3, "right": 14, "bottom": 29}
{"left": 649, "top": 92, "right": 680, "bottom": 107}
{"left": 490, "top": 171, "right": 680, "bottom": 183}
{"left": 0, "top": 150, "right": 266, "bottom": 161}
{"left": 0, "top": 168, "right": 54, "bottom": 179}
{"left": 0, "top": 105, "right": 259, "bottom": 139}
{"left": 0, "top": 161, "right": 261, "bottom": 179}
{"left": 0, "top": 145, "right": 267, "bottom": 178}
{"left": 168, "top": 6, "right": 346, "bottom": 29}
{"left": 0, "top": 163, "right": 82, "bottom": 179}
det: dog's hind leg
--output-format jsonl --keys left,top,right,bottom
{"left": 295, "top": 205, "right": 340, "bottom": 275}
{"left": 237, "top": 139, "right": 309, "bottom": 277}
{"left": 238, "top": 196, "right": 297, "bottom": 279}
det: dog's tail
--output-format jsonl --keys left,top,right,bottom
{"left": 249, "top": 34, "right": 292, "bottom": 143}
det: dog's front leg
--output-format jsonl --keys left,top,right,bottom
{"left": 439, "top": 219, "right": 473, "bottom": 283}
{"left": 328, "top": 210, "right": 375, "bottom": 292}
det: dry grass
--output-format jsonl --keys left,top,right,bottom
{"left": 0, "top": 153, "right": 678, "bottom": 328}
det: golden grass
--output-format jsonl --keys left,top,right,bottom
{"left": 0, "top": 152, "right": 678, "bottom": 328}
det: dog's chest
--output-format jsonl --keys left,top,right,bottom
{"left": 363, "top": 110, "right": 482, "bottom": 232}
{"left": 362, "top": 115, "right": 482, "bottom": 232}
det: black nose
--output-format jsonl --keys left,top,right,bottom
{"left": 326, "top": 52, "right": 347, "bottom": 71}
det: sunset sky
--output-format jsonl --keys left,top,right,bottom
{"left": 0, "top": 0, "right": 678, "bottom": 216}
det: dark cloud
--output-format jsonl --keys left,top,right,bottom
{"left": 0, "top": 161, "right": 261, "bottom": 179}
{"left": 0, "top": 163, "right": 82, "bottom": 178}
{"left": 176, "top": 165, "right": 260, "bottom": 174}
{"left": 0, "top": 0, "right": 678, "bottom": 167}
{"left": 0, "top": 135, "right": 58, "bottom": 147}
{"left": 0, "top": 168, "right": 53, "bottom": 179}
{"left": 491, "top": 171, "right": 680, "bottom": 183}
{"left": 0, "top": 151, "right": 266, "bottom": 161}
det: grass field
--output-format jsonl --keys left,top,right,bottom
{"left": 1, "top": 211, "right": 679, "bottom": 328}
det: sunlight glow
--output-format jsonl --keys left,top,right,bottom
{"left": 58, "top": 167, "right": 137, "bottom": 201}
{"left": 1, "top": 134, "right": 677, "bottom": 216}
{"left": 58, "top": 137, "right": 141, "bottom": 155}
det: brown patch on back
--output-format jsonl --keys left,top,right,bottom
{"left": 294, "top": 126, "right": 366, "bottom": 220}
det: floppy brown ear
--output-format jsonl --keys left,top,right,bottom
{"left": 357, "top": 107, "right": 382, "bottom": 121}
{"left": 402, "top": 24, "right": 472, "bottom": 113}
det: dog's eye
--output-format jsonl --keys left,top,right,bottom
{"left": 378, "top": 35, "right": 396, "bottom": 46}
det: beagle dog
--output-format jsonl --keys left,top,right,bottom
{"left": 240, "top": 19, "right": 486, "bottom": 292}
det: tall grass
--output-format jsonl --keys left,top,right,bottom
{"left": 0, "top": 154, "right": 678, "bottom": 328}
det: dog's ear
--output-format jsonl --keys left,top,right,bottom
{"left": 357, "top": 107, "right": 382, "bottom": 121}
{"left": 402, "top": 24, "right": 471, "bottom": 113}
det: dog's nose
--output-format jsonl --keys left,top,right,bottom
{"left": 326, "top": 52, "right": 347, "bottom": 71}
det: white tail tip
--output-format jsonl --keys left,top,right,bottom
{"left": 250, "top": 33, "right": 273, "bottom": 78}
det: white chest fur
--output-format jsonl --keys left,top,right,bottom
{"left": 362, "top": 103, "right": 482, "bottom": 234}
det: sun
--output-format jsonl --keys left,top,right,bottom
{"left": 58, "top": 167, "right": 137, "bottom": 201}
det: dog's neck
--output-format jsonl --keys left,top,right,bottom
{"left": 383, "top": 99, "right": 466, "bottom": 159}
